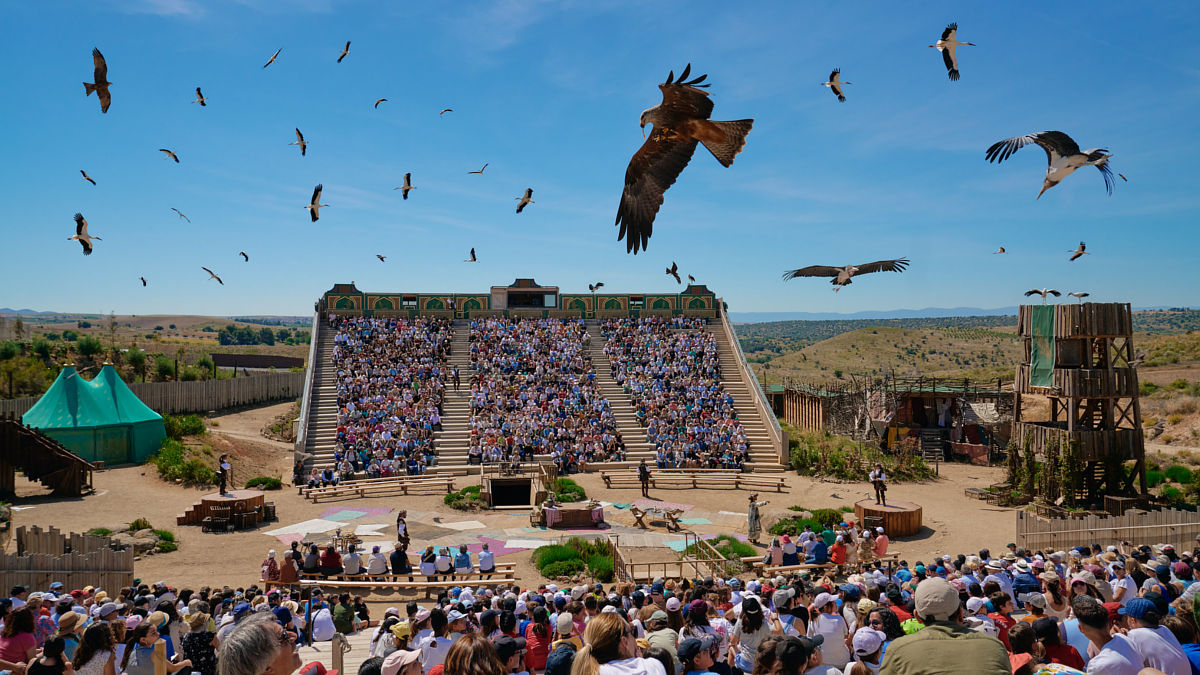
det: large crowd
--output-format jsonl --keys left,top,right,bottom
{"left": 310, "top": 316, "right": 452, "bottom": 485}
{"left": 467, "top": 318, "right": 624, "bottom": 472}
{"left": 601, "top": 318, "right": 750, "bottom": 470}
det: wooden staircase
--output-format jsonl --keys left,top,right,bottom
{"left": 1, "top": 416, "right": 96, "bottom": 496}
{"left": 299, "top": 329, "right": 338, "bottom": 470}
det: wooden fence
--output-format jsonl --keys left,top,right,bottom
{"left": 3, "top": 526, "right": 134, "bottom": 590}
{"left": 0, "top": 372, "right": 305, "bottom": 417}
{"left": 1016, "top": 509, "right": 1200, "bottom": 552}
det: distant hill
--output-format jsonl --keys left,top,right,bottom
{"left": 730, "top": 307, "right": 1020, "bottom": 322}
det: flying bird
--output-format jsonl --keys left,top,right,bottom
{"left": 192, "top": 87, "right": 207, "bottom": 106}
{"left": 83, "top": 48, "right": 112, "bottom": 113}
{"left": 1069, "top": 241, "right": 1088, "bottom": 261}
{"left": 376, "top": 254, "right": 386, "bottom": 263}
{"left": 666, "top": 262, "right": 681, "bottom": 284}
{"left": 374, "top": 98, "right": 387, "bottom": 109}
{"left": 929, "top": 22, "right": 975, "bottom": 81}
{"left": 439, "top": 108, "right": 453, "bottom": 116}
{"left": 239, "top": 251, "right": 249, "bottom": 262}
{"left": 1119, "top": 173, "right": 1128, "bottom": 182}
{"left": 1068, "top": 292, "right": 1090, "bottom": 302}
{"left": 782, "top": 259, "right": 910, "bottom": 288}
{"left": 290, "top": 128, "right": 307, "bottom": 156}
{"left": 616, "top": 64, "right": 753, "bottom": 254}
{"left": 394, "top": 173, "right": 415, "bottom": 199}
{"left": 822, "top": 68, "right": 850, "bottom": 102}
{"left": 170, "top": 208, "right": 190, "bottom": 223}
{"left": 687, "top": 274, "right": 696, "bottom": 283}
{"left": 306, "top": 184, "right": 328, "bottom": 222}
{"left": 464, "top": 248, "right": 476, "bottom": 262}
{"left": 993, "top": 247, "right": 1006, "bottom": 254}
{"left": 69, "top": 213, "right": 101, "bottom": 255}
{"left": 588, "top": 282, "right": 605, "bottom": 292}
{"left": 80, "top": 170, "right": 96, "bottom": 185}
{"left": 159, "top": 148, "right": 179, "bottom": 163}
{"left": 515, "top": 188, "right": 534, "bottom": 213}
{"left": 202, "top": 267, "right": 223, "bottom": 285}
{"left": 985, "top": 131, "right": 1115, "bottom": 199}
{"left": 468, "top": 163, "right": 488, "bottom": 174}
{"left": 263, "top": 48, "right": 281, "bottom": 69}
{"left": 140, "top": 277, "right": 147, "bottom": 286}
{"left": 1024, "top": 288, "right": 1060, "bottom": 302}
{"left": 337, "top": 41, "right": 351, "bottom": 63}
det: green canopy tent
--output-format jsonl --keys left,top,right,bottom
{"left": 22, "top": 364, "right": 165, "bottom": 465}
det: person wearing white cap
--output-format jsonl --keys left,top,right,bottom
{"left": 381, "top": 649, "right": 421, "bottom": 675}
{"left": 809, "top": 592, "right": 851, "bottom": 668}
{"left": 873, "top": 527, "right": 889, "bottom": 558}
{"left": 881, "top": 578, "right": 1010, "bottom": 674}
{"left": 982, "top": 560, "right": 1016, "bottom": 608}
{"left": 849, "top": 626, "right": 886, "bottom": 674}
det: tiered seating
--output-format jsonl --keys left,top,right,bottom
{"left": 323, "top": 316, "right": 452, "bottom": 482}
{"left": 467, "top": 318, "right": 625, "bottom": 472}
{"left": 300, "top": 474, "right": 457, "bottom": 502}
{"left": 601, "top": 317, "right": 749, "bottom": 470}
{"left": 599, "top": 468, "right": 786, "bottom": 491}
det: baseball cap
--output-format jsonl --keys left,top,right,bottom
{"left": 812, "top": 592, "right": 837, "bottom": 610}
{"left": 649, "top": 610, "right": 668, "bottom": 623}
{"left": 776, "top": 635, "right": 823, "bottom": 666}
{"left": 97, "top": 602, "right": 123, "bottom": 618}
{"left": 650, "top": 583, "right": 665, "bottom": 595}
{"left": 381, "top": 650, "right": 421, "bottom": 675}
{"left": 1118, "top": 597, "right": 1157, "bottom": 620}
{"left": 414, "top": 608, "right": 431, "bottom": 623}
{"left": 665, "top": 597, "right": 681, "bottom": 612}
{"left": 965, "top": 597, "right": 988, "bottom": 615}
{"left": 492, "top": 636, "right": 526, "bottom": 661}
{"left": 852, "top": 627, "right": 885, "bottom": 656}
{"left": 913, "top": 578, "right": 960, "bottom": 622}
{"left": 446, "top": 609, "right": 466, "bottom": 622}
{"left": 556, "top": 613, "right": 574, "bottom": 635}
{"left": 839, "top": 584, "right": 861, "bottom": 600}
{"left": 390, "top": 621, "right": 412, "bottom": 639}
{"left": 677, "top": 635, "right": 717, "bottom": 661}
{"left": 49, "top": 582, "right": 64, "bottom": 590}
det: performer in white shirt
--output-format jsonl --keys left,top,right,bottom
{"left": 868, "top": 463, "right": 887, "bottom": 506}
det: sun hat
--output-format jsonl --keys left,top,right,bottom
{"left": 913, "top": 578, "right": 960, "bottom": 622}
{"left": 851, "top": 627, "right": 885, "bottom": 656}
{"left": 57, "top": 612, "right": 83, "bottom": 634}
{"left": 1013, "top": 560, "right": 1031, "bottom": 573}
{"left": 187, "top": 612, "right": 210, "bottom": 630}
{"left": 381, "top": 650, "right": 421, "bottom": 675}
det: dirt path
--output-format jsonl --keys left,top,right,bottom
{"left": 208, "top": 401, "right": 296, "bottom": 450}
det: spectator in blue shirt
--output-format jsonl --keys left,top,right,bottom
{"left": 806, "top": 540, "right": 828, "bottom": 565}
{"left": 453, "top": 546, "right": 473, "bottom": 575}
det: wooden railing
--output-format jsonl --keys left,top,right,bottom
{"left": 718, "top": 300, "right": 787, "bottom": 463}
{"left": 294, "top": 311, "right": 322, "bottom": 457}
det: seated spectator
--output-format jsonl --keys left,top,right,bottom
{"left": 216, "top": 612, "right": 302, "bottom": 675}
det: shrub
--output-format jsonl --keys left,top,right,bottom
{"left": 129, "top": 517, "right": 153, "bottom": 531}
{"left": 461, "top": 484, "right": 482, "bottom": 496}
{"left": 1146, "top": 470, "right": 1166, "bottom": 489}
{"left": 552, "top": 478, "right": 587, "bottom": 503}
{"left": 245, "top": 476, "right": 283, "bottom": 490}
{"left": 153, "top": 529, "right": 175, "bottom": 542}
{"left": 155, "top": 355, "right": 174, "bottom": 380}
{"left": 443, "top": 493, "right": 463, "bottom": 508}
{"left": 1167, "top": 414, "right": 1184, "bottom": 425}
{"left": 163, "top": 414, "right": 205, "bottom": 440}
{"left": 156, "top": 541, "right": 178, "bottom": 553}
{"left": 541, "top": 559, "right": 585, "bottom": 578}
{"left": 808, "top": 508, "right": 844, "bottom": 527}
{"left": 444, "top": 486, "right": 485, "bottom": 510}
{"left": 0, "top": 341, "right": 19, "bottom": 360}
{"left": 769, "top": 516, "right": 822, "bottom": 537}
{"left": 787, "top": 429, "right": 934, "bottom": 482}
{"left": 76, "top": 335, "right": 104, "bottom": 357}
{"left": 587, "top": 554, "right": 614, "bottom": 583}
{"left": 150, "top": 439, "right": 216, "bottom": 485}
{"left": 87, "top": 528, "right": 113, "bottom": 537}
{"left": 534, "top": 544, "right": 579, "bottom": 569}
{"left": 1165, "top": 465, "right": 1193, "bottom": 484}
{"left": 180, "top": 366, "right": 202, "bottom": 382}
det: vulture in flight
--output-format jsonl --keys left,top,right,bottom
{"left": 70, "top": 213, "right": 101, "bottom": 255}
{"left": 468, "top": 163, "right": 488, "bottom": 174}
{"left": 84, "top": 48, "right": 112, "bottom": 113}
{"left": 616, "top": 64, "right": 753, "bottom": 254}
{"left": 239, "top": 251, "right": 249, "bottom": 262}
{"left": 394, "top": 173, "right": 415, "bottom": 199}
{"left": 516, "top": 188, "right": 534, "bottom": 213}
{"left": 666, "top": 261, "right": 682, "bottom": 284}
{"left": 1069, "top": 241, "right": 1088, "bottom": 261}
{"left": 80, "top": 170, "right": 96, "bottom": 185}
{"left": 822, "top": 68, "right": 850, "bottom": 102}
{"left": 337, "top": 41, "right": 351, "bottom": 63}
{"left": 263, "top": 48, "right": 281, "bottom": 69}
{"left": 171, "top": 208, "right": 190, "bottom": 223}
{"left": 290, "top": 128, "right": 307, "bottom": 156}
{"left": 193, "top": 87, "right": 207, "bottom": 106}
{"left": 202, "top": 267, "right": 223, "bottom": 285}
{"left": 306, "top": 184, "right": 328, "bottom": 222}
{"left": 985, "top": 131, "right": 1114, "bottom": 199}
{"left": 159, "top": 148, "right": 180, "bottom": 163}
{"left": 929, "top": 23, "right": 975, "bottom": 81}
{"left": 782, "top": 259, "right": 910, "bottom": 289}
{"left": 439, "top": 108, "right": 453, "bottom": 116}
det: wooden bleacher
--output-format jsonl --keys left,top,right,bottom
{"left": 601, "top": 469, "right": 786, "bottom": 492}
{"left": 300, "top": 475, "right": 456, "bottom": 502}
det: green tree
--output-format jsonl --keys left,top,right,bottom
{"left": 196, "top": 355, "right": 214, "bottom": 378}
{"left": 276, "top": 328, "right": 291, "bottom": 341}
{"left": 257, "top": 327, "right": 275, "bottom": 345}
{"left": 32, "top": 338, "right": 52, "bottom": 361}
{"left": 0, "top": 341, "right": 19, "bottom": 360}
{"left": 61, "top": 330, "right": 79, "bottom": 342}
{"left": 127, "top": 347, "right": 147, "bottom": 380}
{"left": 154, "top": 355, "right": 174, "bottom": 381}
{"left": 76, "top": 335, "right": 104, "bottom": 358}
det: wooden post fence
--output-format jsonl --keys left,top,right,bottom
{"left": 1016, "top": 509, "right": 1200, "bottom": 552}
{"left": 3, "top": 525, "right": 134, "bottom": 590}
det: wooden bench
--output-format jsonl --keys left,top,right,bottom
{"left": 963, "top": 487, "right": 989, "bottom": 500}
{"left": 298, "top": 564, "right": 515, "bottom": 583}
{"left": 265, "top": 576, "right": 517, "bottom": 597}
{"left": 759, "top": 562, "right": 837, "bottom": 576}
{"left": 304, "top": 476, "right": 456, "bottom": 502}
{"left": 298, "top": 474, "right": 456, "bottom": 497}
{"left": 601, "top": 471, "right": 786, "bottom": 492}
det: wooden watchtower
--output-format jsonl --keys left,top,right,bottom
{"left": 1013, "top": 302, "right": 1146, "bottom": 502}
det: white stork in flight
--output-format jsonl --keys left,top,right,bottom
{"left": 192, "top": 87, "right": 207, "bottom": 106}
{"left": 993, "top": 247, "right": 1006, "bottom": 254}
{"left": 306, "top": 184, "right": 328, "bottom": 222}
{"left": 985, "top": 131, "right": 1114, "bottom": 199}
{"left": 782, "top": 258, "right": 909, "bottom": 291}
{"left": 464, "top": 248, "right": 477, "bottom": 262}
{"left": 202, "top": 267, "right": 223, "bottom": 285}
{"left": 70, "top": 213, "right": 101, "bottom": 255}
{"left": 337, "top": 41, "right": 350, "bottom": 63}
{"left": 394, "top": 173, "right": 414, "bottom": 200}
{"left": 159, "top": 148, "right": 180, "bottom": 163}
{"left": 1024, "top": 288, "right": 1060, "bottom": 303}
{"left": 1069, "top": 241, "right": 1088, "bottom": 261}
{"left": 515, "top": 188, "right": 534, "bottom": 213}
{"left": 290, "top": 128, "right": 307, "bottom": 156}
{"left": 930, "top": 22, "right": 975, "bottom": 81}
{"left": 822, "top": 68, "right": 850, "bottom": 102}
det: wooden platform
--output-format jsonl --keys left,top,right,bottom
{"left": 177, "top": 490, "right": 265, "bottom": 528}
{"left": 854, "top": 499, "right": 922, "bottom": 537}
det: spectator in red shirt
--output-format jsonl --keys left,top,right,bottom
{"left": 986, "top": 591, "right": 1017, "bottom": 650}
{"left": 829, "top": 536, "right": 847, "bottom": 567}
{"left": 319, "top": 544, "right": 343, "bottom": 577}
{"left": 1031, "top": 617, "right": 1084, "bottom": 670}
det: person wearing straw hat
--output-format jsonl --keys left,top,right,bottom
{"left": 181, "top": 612, "right": 217, "bottom": 675}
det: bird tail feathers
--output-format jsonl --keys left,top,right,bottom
{"left": 696, "top": 119, "right": 753, "bottom": 167}
{"left": 84, "top": 82, "right": 96, "bottom": 96}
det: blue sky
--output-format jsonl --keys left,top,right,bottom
{"left": 3, "top": 1, "right": 1199, "bottom": 317}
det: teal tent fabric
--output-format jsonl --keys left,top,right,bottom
{"left": 22, "top": 365, "right": 165, "bottom": 464}
{"left": 1029, "top": 305, "right": 1056, "bottom": 388}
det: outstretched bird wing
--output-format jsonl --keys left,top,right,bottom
{"left": 852, "top": 258, "right": 910, "bottom": 275}
{"left": 781, "top": 265, "right": 844, "bottom": 280}
{"left": 92, "top": 49, "right": 111, "bottom": 112}
{"left": 263, "top": 48, "right": 281, "bottom": 68}
{"left": 375, "top": 98, "right": 387, "bottom": 108}
{"left": 986, "top": 131, "right": 1081, "bottom": 165}
{"left": 1047, "top": 289, "right": 1061, "bottom": 296}
{"left": 1024, "top": 290, "right": 1043, "bottom": 297}
{"left": 337, "top": 41, "right": 350, "bottom": 62}
{"left": 81, "top": 170, "right": 95, "bottom": 185}
{"left": 942, "top": 47, "right": 958, "bottom": 79}
{"left": 195, "top": 87, "right": 206, "bottom": 105}
{"left": 74, "top": 213, "right": 88, "bottom": 237}
{"left": 617, "top": 135, "right": 699, "bottom": 254}
{"left": 240, "top": 251, "right": 249, "bottom": 261}
{"left": 941, "top": 22, "right": 958, "bottom": 40}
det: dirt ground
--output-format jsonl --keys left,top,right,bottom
{"left": 6, "top": 403, "right": 1017, "bottom": 599}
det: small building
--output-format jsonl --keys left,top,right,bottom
{"left": 21, "top": 364, "right": 165, "bottom": 465}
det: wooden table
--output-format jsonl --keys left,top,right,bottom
{"left": 544, "top": 504, "right": 604, "bottom": 528}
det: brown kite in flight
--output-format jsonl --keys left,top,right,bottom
{"left": 615, "top": 64, "right": 752, "bottom": 254}
{"left": 84, "top": 48, "right": 112, "bottom": 113}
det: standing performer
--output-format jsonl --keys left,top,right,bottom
{"left": 869, "top": 462, "right": 888, "bottom": 506}
{"left": 638, "top": 458, "right": 651, "bottom": 497}
{"left": 218, "top": 453, "right": 231, "bottom": 496}
{"left": 395, "top": 510, "right": 410, "bottom": 549}
{"left": 747, "top": 493, "right": 768, "bottom": 543}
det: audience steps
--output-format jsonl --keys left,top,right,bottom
{"left": 300, "top": 327, "right": 339, "bottom": 470}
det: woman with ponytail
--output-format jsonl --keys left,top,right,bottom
{"left": 570, "top": 612, "right": 665, "bottom": 675}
